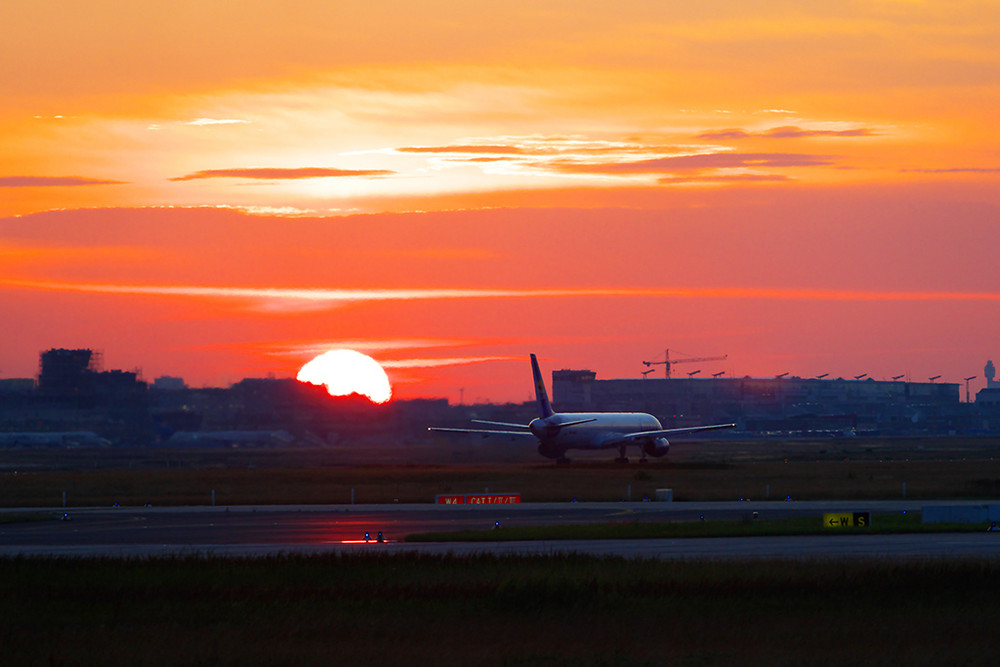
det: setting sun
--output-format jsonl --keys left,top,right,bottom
{"left": 296, "top": 349, "right": 392, "bottom": 404}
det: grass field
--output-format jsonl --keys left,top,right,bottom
{"left": 4, "top": 456, "right": 1000, "bottom": 507}
{"left": 3, "top": 438, "right": 1000, "bottom": 664}
{"left": 3, "top": 553, "right": 1000, "bottom": 666}
{"left": 1, "top": 436, "right": 998, "bottom": 508}
{"left": 404, "top": 513, "right": 989, "bottom": 542}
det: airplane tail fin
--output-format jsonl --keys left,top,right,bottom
{"left": 530, "top": 353, "right": 554, "bottom": 418}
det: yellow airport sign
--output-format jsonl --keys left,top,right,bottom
{"left": 824, "top": 512, "right": 871, "bottom": 528}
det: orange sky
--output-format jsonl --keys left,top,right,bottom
{"left": 2, "top": 1, "right": 999, "bottom": 402}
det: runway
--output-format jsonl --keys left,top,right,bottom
{"left": 3, "top": 500, "right": 999, "bottom": 559}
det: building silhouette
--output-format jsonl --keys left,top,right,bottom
{"left": 977, "top": 360, "right": 1000, "bottom": 409}
{"left": 553, "top": 368, "right": 967, "bottom": 436}
{"left": 38, "top": 348, "right": 100, "bottom": 396}
{"left": 3, "top": 349, "right": 1000, "bottom": 447}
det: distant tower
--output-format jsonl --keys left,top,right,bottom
{"left": 987, "top": 360, "right": 997, "bottom": 389}
{"left": 38, "top": 348, "right": 97, "bottom": 396}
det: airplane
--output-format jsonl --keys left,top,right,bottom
{"left": 429, "top": 354, "right": 736, "bottom": 463}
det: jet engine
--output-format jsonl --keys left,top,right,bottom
{"left": 641, "top": 437, "right": 670, "bottom": 458}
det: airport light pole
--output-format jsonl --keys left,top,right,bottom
{"left": 964, "top": 376, "right": 976, "bottom": 403}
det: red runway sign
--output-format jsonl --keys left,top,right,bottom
{"left": 466, "top": 494, "right": 521, "bottom": 504}
{"left": 436, "top": 493, "right": 520, "bottom": 505}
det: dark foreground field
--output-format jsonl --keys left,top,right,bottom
{"left": 3, "top": 554, "right": 1000, "bottom": 667}
{"left": 3, "top": 437, "right": 1000, "bottom": 665}
{"left": 3, "top": 436, "right": 1000, "bottom": 506}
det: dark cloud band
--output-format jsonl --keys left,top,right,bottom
{"left": 697, "top": 126, "right": 876, "bottom": 140}
{"left": 0, "top": 176, "right": 125, "bottom": 187}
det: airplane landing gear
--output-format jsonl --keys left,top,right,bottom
{"left": 615, "top": 446, "right": 629, "bottom": 464}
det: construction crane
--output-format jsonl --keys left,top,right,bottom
{"left": 642, "top": 349, "right": 727, "bottom": 379}
{"left": 964, "top": 376, "right": 977, "bottom": 403}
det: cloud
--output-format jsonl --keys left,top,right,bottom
{"left": 184, "top": 118, "right": 250, "bottom": 126}
{"left": 380, "top": 356, "right": 517, "bottom": 369}
{"left": 697, "top": 126, "right": 876, "bottom": 140}
{"left": 763, "top": 126, "right": 875, "bottom": 139}
{"left": 902, "top": 167, "right": 1000, "bottom": 174}
{"left": 0, "top": 176, "right": 125, "bottom": 187}
{"left": 393, "top": 137, "right": 687, "bottom": 160}
{"left": 9, "top": 279, "right": 1000, "bottom": 309}
{"left": 170, "top": 167, "right": 395, "bottom": 181}
{"left": 9, "top": 281, "right": 621, "bottom": 304}
{"left": 261, "top": 339, "right": 518, "bottom": 372}
{"left": 549, "top": 152, "right": 836, "bottom": 175}
{"left": 658, "top": 174, "right": 791, "bottom": 184}
{"left": 397, "top": 145, "right": 525, "bottom": 155}
{"left": 268, "top": 338, "right": 468, "bottom": 357}
{"left": 696, "top": 129, "right": 753, "bottom": 140}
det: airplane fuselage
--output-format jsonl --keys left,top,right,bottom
{"left": 530, "top": 412, "right": 668, "bottom": 459}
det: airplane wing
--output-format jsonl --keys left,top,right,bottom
{"left": 428, "top": 427, "right": 537, "bottom": 437}
{"left": 619, "top": 423, "right": 736, "bottom": 440}
{"left": 433, "top": 417, "right": 597, "bottom": 435}
{"left": 471, "top": 420, "right": 531, "bottom": 429}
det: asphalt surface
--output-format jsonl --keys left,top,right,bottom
{"left": 3, "top": 500, "right": 1000, "bottom": 559}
